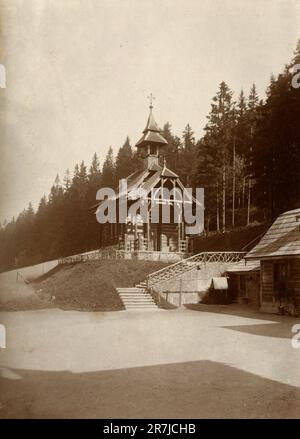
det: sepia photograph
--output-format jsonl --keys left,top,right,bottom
{"left": 0, "top": 0, "right": 300, "bottom": 425}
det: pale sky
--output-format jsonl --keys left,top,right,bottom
{"left": 0, "top": 0, "right": 300, "bottom": 222}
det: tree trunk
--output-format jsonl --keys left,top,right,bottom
{"left": 232, "top": 138, "right": 236, "bottom": 227}
{"left": 206, "top": 216, "right": 210, "bottom": 234}
{"left": 216, "top": 181, "right": 220, "bottom": 232}
{"left": 247, "top": 177, "right": 251, "bottom": 225}
{"left": 222, "top": 164, "right": 226, "bottom": 232}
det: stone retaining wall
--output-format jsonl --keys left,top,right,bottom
{"left": 152, "top": 262, "right": 236, "bottom": 306}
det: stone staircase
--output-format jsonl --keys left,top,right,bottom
{"left": 116, "top": 281, "right": 158, "bottom": 310}
{"left": 116, "top": 252, "right": 246, "bottom": 310}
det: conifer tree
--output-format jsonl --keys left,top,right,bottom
{"left": 115, "top": 137, "right": 135, "bottom": 182}
{"left": 101, "top": 146, "right": 116, "bottom": 188}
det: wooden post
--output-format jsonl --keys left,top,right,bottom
{"left": 147, "top": 204, "right": 150, "bottom": 251}
{"left": 222, "top": 162, "right": 226, "bottom": 233}
{"left": 248, "top": 126, "right": 254, "bottom": 226}
{"left": 178, "top": 211, "right": 181, "bottom": 252}
{"left": 259, "top": 261, "right": 263, "bottom": 307}
{"left": 134, "top": 219, "right": 137, "bottom": 241}
{"left": 179, "top": 275, "right": 183, "bottom": 307}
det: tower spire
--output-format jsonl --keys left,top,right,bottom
{"left": 135, "top": 97, "right": 168, "bottom": 170}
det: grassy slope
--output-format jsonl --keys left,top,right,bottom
{"left": 33, "top": 260, "right": 169, "bottom": 312}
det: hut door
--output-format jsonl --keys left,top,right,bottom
{"left": 273, "top": 262, "right": 288, "bottom": 298}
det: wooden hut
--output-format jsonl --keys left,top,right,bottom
{"left": 226, "top": 259, "right": 260, "bottom": 305}
{"left": 245, "top": 208, "right": 300, "bottom": 315}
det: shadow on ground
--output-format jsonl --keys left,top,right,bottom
{"left": 185, "top": 303, "right": 299, "bottom": 323}
{"left": 1, "top": 360, "right": 299, "bottom": 419}
{"left": 185, "top": 304, "right": 300, "bottom": 339}
{"left": 222, "top": 323, "right": 297, "bottom": 339}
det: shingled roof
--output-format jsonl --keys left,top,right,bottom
{"left": 118, "top": 163, "right": 179, "bottom": 200}
{"left": 143, "top": 110, "right": 160, "bottom": 133}
{"left": 135, "top": 108, "right": 168, "bottom": 147}
{"left": 245, "top": 208, "right": 300, "bottom": 260}
{"left": 136, "top": 130, "right": 168, "bottom": 146}
{"left": 226, "top": 259, "right": 260, "bottom": 274}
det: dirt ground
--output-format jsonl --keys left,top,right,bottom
{"left": 0, "top": 305, "right": 299, "bottom": 418}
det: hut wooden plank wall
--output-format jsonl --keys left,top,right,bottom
{"left": 246, "top": 208, "right": 300, "bottom": 314}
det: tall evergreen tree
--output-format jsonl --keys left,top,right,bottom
{"left": 115, "top": 137, "right": 135, "bottom": 182}
{"left": 180, "top": 124, "right": 198, "bottom": 186}
{"left": 253, "top": 49, "right": 300, "bottom": 218}
{"left": 161, "top": 122, "right": 181, "bottom": 175}
{"left": 63, "top": 169, "right": 71, "bottom": 191}
{"left": 199, "top": 81, "right": 234, "bottom": 231}
{"left": 101, "top": 146, "right": 116, "bottom": 188}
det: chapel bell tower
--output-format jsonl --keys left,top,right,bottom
{"left": 135, "top": 94, "right": 168, "bottom": 169}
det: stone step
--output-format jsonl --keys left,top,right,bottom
{"left": 117, "top": 288, "right": 146, "bottom": 292}
{"left": 126, "top": 304, "right": 158, "bottom": 309}
{"left": 122, "top": 302, "right": 155, "bottom": 306}
{"left": 118, "top": 292, "right": 147, "bottom": 295}
{"left": 118, "top": 295, "right": 148, "bottom": 297}
{"left": 123, "top": 299, "right": 155, "bottom": 304}
{"left": 117, "top": 289, "right": 147, "bottom": 293}
{"left": 121, "top": 298, "right": 155, "bottom": 302}
{"left": 117, "top": 291, "right": 148, "bottom": 295}
{"left": 118, "top": 295, "right": 148, "bottom": 298}
{"left": 116, "top": 285, "right": 158, "bottom": 310}
{"left": 118, "top": 290, "right": 147, "bottom": 294}
{"left": 121, "top": 297, "right": 154, "bottom": 303}
{"left": 118, "top": 291, "right": 148, "bottom": 294}
{"left": 119, "top": 295, "right": 151, "bottom": 299}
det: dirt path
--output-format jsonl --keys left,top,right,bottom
{"left": 0, "top": 261, "right": 58, "bottom": 311}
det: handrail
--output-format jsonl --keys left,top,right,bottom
{"left": 16, "top": 271, "right": 30, "bottom": 284}
{"left": 147, "top": 251, "right": 246, "bottom": 286}
{"left": 242, "top": 232, "right": 266, "bottom": 251}
{"left": 58, "top": 249, "right": 191, "bottom": 264}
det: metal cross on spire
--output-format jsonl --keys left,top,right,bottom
{"left": 147, "top": 93, "right": 155, "bottom": 110}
